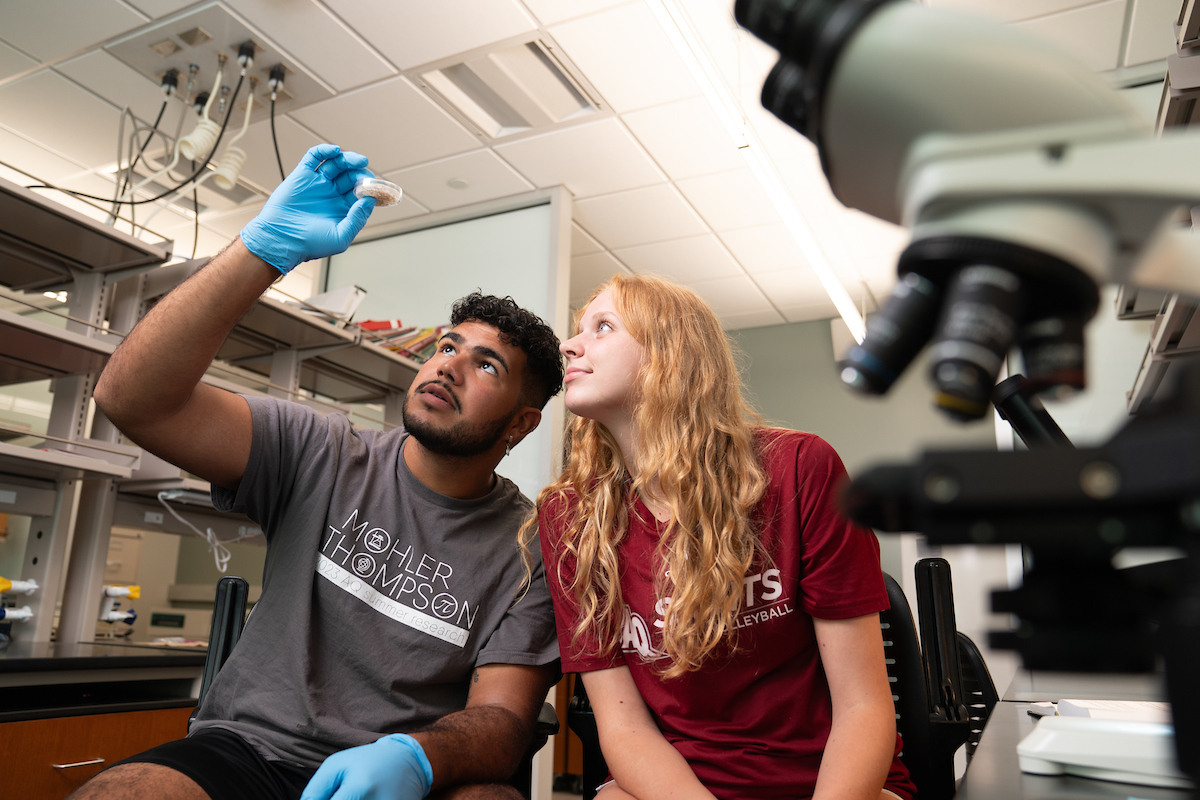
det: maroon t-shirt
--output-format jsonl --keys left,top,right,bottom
{"left": 540, "top": 429, "right": 915, "bottom": 800}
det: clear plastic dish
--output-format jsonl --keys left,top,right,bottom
{"left": 354, "top": 177, "right": 403, "bottom": 207}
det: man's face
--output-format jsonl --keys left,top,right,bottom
{"left": 401, "top": 321, "right": 529, "bottom": 458}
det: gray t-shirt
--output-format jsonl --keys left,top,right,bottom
{"left": 191, "top": 396, "right": 558, "bottom": 768}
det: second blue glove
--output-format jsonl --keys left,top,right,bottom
{"left": 300, "top": 732, "right": 434, "bottom": 800}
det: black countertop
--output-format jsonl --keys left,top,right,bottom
{"left": 0, "top": 640, "right": 206, "bottom": 672}
{"left": 0, "top": 642, "right": 206, "bottom": 721}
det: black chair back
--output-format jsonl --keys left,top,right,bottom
{"left": 192, "top": 575, "right": 249, "bottom": 726}
{"left": 568, "top": 679, "right": 608, "bottom": 800}
{"left": 957, "top": 631, "right": 999, "bottom": 759}
{"left": 881, "top": 572, "right": 942, "bottom": 799}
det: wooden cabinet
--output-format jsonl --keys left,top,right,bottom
{"left": 0, "top": 705, "right": 193, "bottom": 800}
{"left": 553, "top": 674, "right": 584, "bottom": 778}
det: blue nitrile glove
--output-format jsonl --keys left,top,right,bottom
{"left": 300, "top": 733, "right": 434, "bottom": 800}
{"left": 240, "top": 143, "right": 377, "bottom": 274}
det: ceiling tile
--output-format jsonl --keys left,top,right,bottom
{"left": 523, "top": 0, "right": 635, "bottom": 26}
{"left": 622, "top": 96, "right": 744, "bottom": 180}
{"left": 1014, "top": 0, "right": 1126, "bottom": 72}
{"left": 720, "top": 222, "right": 808, "bottom": 275}
{"left": 781, "top": 301, "right": 839, "bottom": 324}
{"left": 752, "top": 267, "right": 827, "bottom": 309}
{"left": 235, "top": 115, "right": 324, "bottom": 195}
{"left": 323, "top": 0, "right": 536, "bottom": 70}
{"left": 548, "top": 2, "right": 701, "bottom": 113}
{"left": 56, "top": 51, "right": 167, "bottom": 131}
{"left": 573, "top": 183, "right": 707, "bottom": 249}
{"left": 0, "top": 70, "right": 122, "bottom": 167}
{"left": 0, "top": 125, "right": 88, "bottom": 183}
{"left": 200, "top": 202, "right": 267, "bottom": 238}
{"left": 743, "top": 101, "right": 815, "bottom": 163}
{"left": 289, "top": 76, "right": 480, "bottom": 173}
{"left": 571, "top": 222, "right": 603, "bottom": 257}
{"left": 361, "top": 194, "right": 431, "bottom": 229}
{"left": 925, "top": 0, "right": 1099, "bottom": 23}
{"left": 1124, "top": 0, "right": 1179, "bottom": 67}
{"left": 0, "top": 0, "right": 147, "bottom": 62}
{"left": 776, "top": 155, "right": 842, "bottom": 218}
{"left": 834, "top": 210, "right": 907, "bottom": 283}
{"left": 0, "top": 39, "right": 38, "bottom": 83}
{"left": 224, "top": 0, "right": 396, "bottom": 92}
{"left": 383, "top": 149, "right": 533, "bottom": 212}
{"left": 124, "top": 0, "right": 196, "bottom": 18}
{"left": 613, "top": 234, "right": 742, "bottom": 283}
{"left": 158, "top": 217, "right": 238, "bottom": 261}
{"left": 570, "top": 251, "right": 627, "bottom": 307}
{"left": 675, "top": 168, "right": 780, "bottom": 231}
{"left": 721, "top": 308, "right": 787, "bottom": 330}
{"left": 493, "top": 117, "right": 663, "bottom": 198}
{"left": 684, "top": 274, "right": 772, "bottom": 317}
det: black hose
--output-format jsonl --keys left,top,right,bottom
{"left": 28, "top": 73, "right": 246, "bottom": 206}
{"left": 114, "top": 98, "right": 168, "bottom": 215}
{"left": 271, "top": 94, "right": 286, "bottom": 182}
{"left": 192, "top": 176, "right": 200, "bottom": 259}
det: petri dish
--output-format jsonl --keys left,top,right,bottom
{"left": 354, "top": 177, "right": 403, "bottom": 207}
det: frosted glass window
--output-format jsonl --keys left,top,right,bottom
{"left": 326, "top": 204, "right": 554, "bottom": 327}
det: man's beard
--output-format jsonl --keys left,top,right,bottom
{"left": 402, "top": 388, "right": 517, "bottom": 458}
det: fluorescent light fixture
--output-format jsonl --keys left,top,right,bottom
{"left": 646, "top": 0, "right": 867, "bottom": 342}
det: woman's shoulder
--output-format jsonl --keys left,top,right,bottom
{"left": 754, "top": 426, "right": 835, "bottom": 457}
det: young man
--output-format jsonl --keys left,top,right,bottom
{"left": 75, "top": 145, "right": 563, "bottom": 800}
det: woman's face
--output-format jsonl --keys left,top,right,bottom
{"left": 560, "top": 289, "right": 645, "bottom": 426}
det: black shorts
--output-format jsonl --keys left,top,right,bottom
{"left": 112, "top": 727, "right": 316, "bottom": 800}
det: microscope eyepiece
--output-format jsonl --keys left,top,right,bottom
{"left": 737, "top": 0, "right": 900, "bottom": 145}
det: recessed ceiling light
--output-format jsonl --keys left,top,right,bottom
{"left": 420, "top": 40, "right": 596, "bottom": 140}
{"left": 447, "top": 178, "right": 469, "bottom": 190}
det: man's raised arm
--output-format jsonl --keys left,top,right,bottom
{"left": 93, "top": 144, "right": 376, "bottom": 490}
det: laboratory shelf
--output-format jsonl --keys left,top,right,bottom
{"left": 118, "top": 477, "right": 212, "bottom": 500}
{"left": 217, "top": 294, "right": 422, "bottom": 403}
{"left": 0, "top": 306, "right": 115, "bottom": 386}
{"left": 0, "top": 441, "right": 133, "bottom": 482}
{"left": 1127, "top": 293, "right": 1200, "bottom": 413}
{"left": 0, "top": 176, "right": 171, "bottom": 291}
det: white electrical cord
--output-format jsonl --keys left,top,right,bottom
{"left": 121, "top": 64, "right": 223, "bottom": 203}
{"left": 157, "top": 491, "right": 251, "bottom": 573}
{"left": 139, "top": 76, "right": 255, "bottom": 232}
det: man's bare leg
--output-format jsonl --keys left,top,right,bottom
{"left": 68, "top": 763, "right": 210, "bottom": 800}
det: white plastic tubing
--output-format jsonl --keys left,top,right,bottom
{"left": 141, "top": 83, "right": 254, "bottom": 231}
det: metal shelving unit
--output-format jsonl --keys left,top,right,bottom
{"left": 0, "top": 181, "right": 423, "bottom": 645}
{"left": 0, "top": 177, "right": 171, "bottom": 291}
{"left": 216, "top": 293, "right": 422, "bottom": 405}
{"left": 0, "top": 177, "right": 172, "bottom": 644}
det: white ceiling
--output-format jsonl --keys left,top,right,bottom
{"left": 0, "top": 0, "right": 1179, "bottom": 327}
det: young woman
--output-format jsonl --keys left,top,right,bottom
{"left": 526, "top": 274, "right": 914, "bottom": 800}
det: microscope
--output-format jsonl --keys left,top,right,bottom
{"left": 737, "top": 0, "right": 1200, "bottom": 785}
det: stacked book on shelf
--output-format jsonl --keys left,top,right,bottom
{"left": 357, "top": 319, "right": 450, "bottom": 362}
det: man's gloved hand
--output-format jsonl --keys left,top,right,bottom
{"left": 300, "top": 733, "right": 434, "bottom": 800}
{"left": 241, "top": 143, "right": 377, "bottom": 274}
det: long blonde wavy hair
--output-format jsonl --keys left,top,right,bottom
{"left": 521, "top": 273, "right": 769, "bottom": 678}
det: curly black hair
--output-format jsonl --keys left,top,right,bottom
{"left": 450, "top": 292, "right": 564, "bottom": 409}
